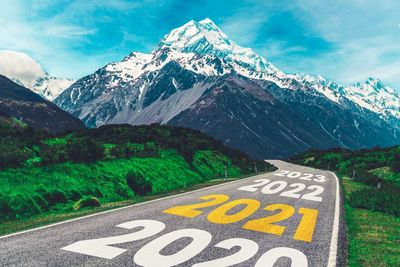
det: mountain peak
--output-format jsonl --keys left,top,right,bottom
{"left": 158, "top": 18, "right": 231, "bottom": 54}
{"left": 198, "top": 18, "right": 213, "bottom": 24}
{"left": 157, "top": 19, "right": 282, "bottom": 77}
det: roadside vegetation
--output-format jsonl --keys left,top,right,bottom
{"left": 290, "top": 146, "right": 400, "bottom": 266}
{"left": 0, "top": 118, "right": 275, "bottom": 230}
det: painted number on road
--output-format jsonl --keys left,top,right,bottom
{"left": 163, "top": 194, "right": 319, "bottom": 242}
{"left": 62, "top": 219, "right": 308, "bottom": 266}
{"left": 61, "top": 220, "right": 166, "bottom": 259}
{"left": 238, "top": 179, "right": 324, "bottom": 202}
{"left": 273, "top": 170, "right": 326, "bottom": 182}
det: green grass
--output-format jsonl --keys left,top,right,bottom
{"left": 43, "top": 137, "right": 68, "bottom": 146}
{"left": 192, "top": 150, "right": 240, "bottom": 178}
{"left": 370, "top": 167, "right": 400, "bottom": 187}
{"left": 341, "top": 176, "right": 400, "bottom": 266}
{"left": 0, "top": 149, "right": 239, "bottom": 222}
{"left": 289, "top": 145, "right": 400, "bottom": 174}
{"left": 0, "top": 171, "right": 266, "bottom": 236}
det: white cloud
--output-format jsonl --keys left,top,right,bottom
{"left": 0, "top": 50, "right": 45, "bottom": 87}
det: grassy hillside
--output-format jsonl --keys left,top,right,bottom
{"left": 0, "top": 120, "right": 274, "bottom": 224}
{"left": 289, "top": 146, "right": 400, "bottom": 266}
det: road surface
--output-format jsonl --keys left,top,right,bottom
{"left": 0, "top": 161, "right": 346, "bottom": 266}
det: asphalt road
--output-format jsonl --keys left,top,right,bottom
{"left": 0, "top": 161, "right": 346, "bottom": 266}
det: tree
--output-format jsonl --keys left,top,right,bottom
{"left": 392, "top": 154, "right": 400, "bottom": 173}
{"left": 68, "top": 137, "right": 104, "bottom": 163}
{"left": 126, "top": 172, "right": 152, "bottom": 196}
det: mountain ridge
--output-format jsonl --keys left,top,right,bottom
{"left": 54, "top": 18, "right": 400, "bottom": 158}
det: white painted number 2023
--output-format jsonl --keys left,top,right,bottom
{"left": 238, "top": 179, "right": 324, "bottom": 201}
{"left": 273, "top": 170, "right": 326, "bottom": 183}
{"left": 62, "top": 219, "right": 308, "bottom": 266}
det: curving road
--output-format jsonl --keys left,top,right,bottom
{"left": 0, "top": 161, "right": 346, "bottom": 266}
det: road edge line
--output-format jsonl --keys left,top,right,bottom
{"left": 0, "top": 172, "right": 273, "bottom": 240}
{"left": 327, "top": 171, "right": 340, "bottom": 267}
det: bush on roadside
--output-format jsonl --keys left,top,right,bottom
{"left": 348, "top": 187, "right": 400, "bottom": 217}
{"left": 126, "top": 171, "right": 152, "bottom": 196}
{"left": 392, "top": 154, "right": 400, "bottom": 173}
{"left": 0, "top": 197, "right": 12, "bottom": 221}
{"left": 73, "top": 196, "right": 101, "bottom": 210}
{"left": 354, "top": 169, "right": 382, "bottom": 186}
{"left": 68, "top": 137, "right": 104, "bottom": 163}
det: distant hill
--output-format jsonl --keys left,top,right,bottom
{"left": 0, "top": 123, "right": 273, "bottom": 222}
{"left": 0, "top": 74, "right": 84, "bottom": 133}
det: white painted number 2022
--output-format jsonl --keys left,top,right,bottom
{"left": 62, "top": 219, "right": 308, "bottom": 266}
{"left": 238, "top": 179, "right": 324, "bottom": 202}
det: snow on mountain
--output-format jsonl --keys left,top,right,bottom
{"left": 288, "top": 73, "right": 343, "bottom": 103}
{"left": 105, "top": 52, "right": 152, "bottom": 82}
{"left": 345, "top": 78, "right": 400, "bottom": 119}
{"left": 159, "top": 18, "right": 285, "bottom": 80}
{"left": 0, "top": 50, "right": 74, "bottom": 100}
{"left": 94, "top": 18, "right": 286, "bottom": 90}
{"left": 288, "top": 73, "right": 400, "bottom": 121}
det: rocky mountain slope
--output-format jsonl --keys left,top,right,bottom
{"left": 0, "top": 75, "right": 84, "bottom": 132}
{"left": 54, "top": 19, "right": 400, "bottom": 158}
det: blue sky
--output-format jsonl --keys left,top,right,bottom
{"left": 1, "top": 0, "right": 399, "bottom": 88}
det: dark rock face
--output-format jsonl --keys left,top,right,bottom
{"left": 0, "top": 75, "right": 85, "bottom": 133}
{"left": 169, "top": 75, "right": 399, "bottom": 158}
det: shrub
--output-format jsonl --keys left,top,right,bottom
{"left": 392, "top": 154, "right": 400, "bottom": 173}
{"left": 354, "top": 169, "right": 382, "bottom": 186}
{"left": 41, "top": 144, "right": 69, "bottom": 164}
{"left": 348, "top": 187, "right": 400, "bottom": 217}
{"left": 73, "top": 196, "right": 101, "bottom": 210}
{"left": 0, "top": 197, "right": 12, "bottom": 221}
{"left": 39, "top": 190, "right": 68, "bottom": 206}
{"left": 68, "top": 137, "right": 104, "bottom": 163}
{"left": 126, "top": 171, "right": 152, "bottom": 196}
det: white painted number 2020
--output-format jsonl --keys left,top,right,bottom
{"left": 61, "top": 220, "right": 165, "bottom": 259}
{"left": 62, "top": 219, "right": 308, "bottom": 266}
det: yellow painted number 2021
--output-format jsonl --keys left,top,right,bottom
{"left": 163, "top": 194, "right": 319, "bottom": 242}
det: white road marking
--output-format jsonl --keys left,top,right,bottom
{"left": 327, "top": 171, "right": 340, "bottom": 267}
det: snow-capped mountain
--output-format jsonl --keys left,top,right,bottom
{"left": 55, "top": 18, "right": 400, "bottom": 158}
{"left": 158, "top": 19, "right": 285, "bottom": 79}
{"left": 289, "top": 74, "right": 400, "bottom": 124}
{"left": 0, "top": 50, "right": 74, "bottom": 100}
